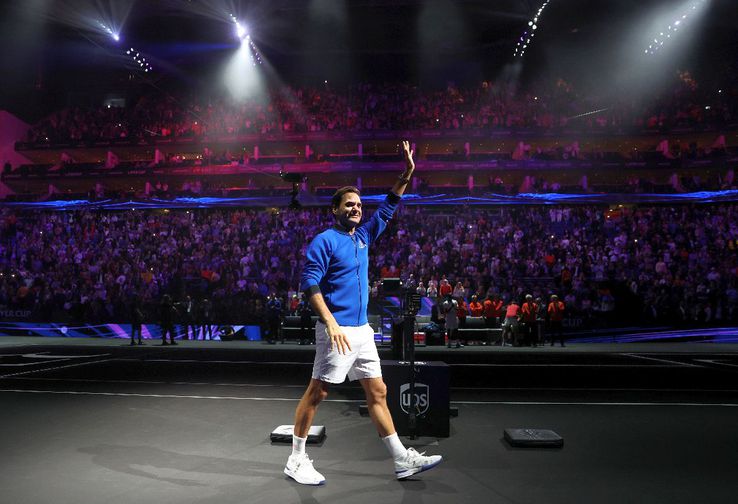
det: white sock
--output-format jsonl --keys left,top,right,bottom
{"left": 382, "top": 433, "right": 407, "bottom": 461}
{"left": 292, "top": 435, "right": 307, "bottom": 457}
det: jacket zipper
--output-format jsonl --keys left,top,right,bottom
{"left": 353, "top": 235, "right": 361, "bottom": 325}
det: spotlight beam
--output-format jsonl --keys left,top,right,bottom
{"left": 643, "top": 0, "right": 709, "bottom": 56}
{"left": 45, "top": 1, "right": 135, "bottom": 43}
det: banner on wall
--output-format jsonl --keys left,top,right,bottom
{"left": 0, "top": 306, "right": 33, "bottom": 320}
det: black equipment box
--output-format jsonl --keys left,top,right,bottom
{"left": 504, "top": 428, "right": 563, "bottom": 448}
{"left": 382, "top": 360, "right": 450, "bottom": 437}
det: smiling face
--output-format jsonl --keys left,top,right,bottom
{"left": 332, "top": 191, "right": 363, "bottom": 231}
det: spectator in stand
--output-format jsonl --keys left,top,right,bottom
{"left": 426, "top": 280, "right": 437, "bottom": 299}
{"left": 469, "top": 294, "right": 483, "bottom": 317}
{"left": 22, "top": 74, "right": 738, "bottom": 146}
{"left": 439, "top": 278, "right": 453, "bottom": 298}
{"left": 289, "top": 293, "right": 300, "bottom": 315}
{"left": 416, "top": 281, "right": 426, "bottom": 297}
{"left": 1, "top": 202, "right": 737, "bottom": 336}
{"left": 452, "top": 281, "right": 466, "bottom": 299}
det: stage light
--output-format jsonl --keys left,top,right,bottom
{"left": 644, "top": 0, "right": 709, "bottom": 56}
{"left": 236, "top": 22, "right": 247, "bottom": 40}
{"left": 126, "top": 45, "right": 153, "bottom": 73}
{"left": 514, "top": 0, "right": 554, "bottom": 57}
{"left": 97, "top": 20, "right": 120, "bottom": 42}
{"left": 229, "top": 14, "right": 249, "bottom": 41}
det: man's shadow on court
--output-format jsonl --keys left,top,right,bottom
{"left": 79, "top": 444, "right": 283, "bottom": 487}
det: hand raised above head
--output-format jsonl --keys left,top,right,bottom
{"left": 401, "top": 140, "right": 414, "bottom": 172}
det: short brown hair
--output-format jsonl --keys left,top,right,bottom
{"left": 331, "top": 186, "right": 361, "bottom": 209}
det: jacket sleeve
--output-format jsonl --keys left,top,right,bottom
{"left": 300, "top": 233, "right": 331, "bottom": 296}
{"left": 358, "top": 192, "right": 400, "bottom": 245}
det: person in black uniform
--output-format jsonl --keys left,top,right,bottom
{"left": 266, "top": 293, "right": 283, "bottom": 344}
{"left": 200, "top": 298, "right": 213, "bottom": 340}
{"left": 184, "top": 295, "right": 198, "bottom": 340}
{"left": 535, "top": 296, "right": 546, "bottom": 346}
{"left": 520, "top": 294, "right": 538, "bottom": 347}
{"left": 298, "top": 293, "right": 314, "bottom": 345}
{"left": 130, "top": 295, "right": 144, "bottom": 346}
{"left": 160, "top": 294, "right": 178, "bottom": 345}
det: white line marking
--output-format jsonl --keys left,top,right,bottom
{"left": 113, "top": 358, "right": 313, "bottom": 366}
{"left": 7, "top": 377, "right": 738, "bottom": 394}
{"left": 5, "top": 377, "right": 308, "bottom": 388}
{"left": 620, "top": 353, "right": 702, "bottom": 368}
{"left": 22, "top": 353, "right": 110, "bottom": 359}
{"left": 1, "top": 389, "right": 737, "bottom": 407}
{"left": 454, "top": 400, "right": 738, "bottom": 407}
{"left": 0, "top": 358, "right": 70, "bottom": 367}
{"left": 110, "top": 358, "right": 680, "bottom": 369}
{"left": 694, "top": 359, "right": 738, "bottom": 369}
{"left": 0, "top": 389, "right": 352, "bottom": 402}
{"left": 111, "top": 357, "right": 680, "bottom": 369}
{"left": 0, "top": 357, "right": 112, "bottom": 379}
{"left": 450, "top": 386, "right": 738, "bottom": 393}
{"left": 451, "top": 363, "right": 680, "bottom": 368}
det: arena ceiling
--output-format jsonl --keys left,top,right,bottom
{"left": 0, "top": 0, "right": 736, "bottom": 118}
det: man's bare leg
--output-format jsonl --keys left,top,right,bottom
{"left": 359, "top": 377, "right": 395, "bottom": 437}
{"left": 294, "top": 378, "right": 330, "bottom": 437}
{"left": 285, "top": 379, "right": 329, "bottom": 485}
{"left": 359, "top": 376, "right": 443, "bottom": 478}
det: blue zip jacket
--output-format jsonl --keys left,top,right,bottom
{"left": 300, "top": 192, "right": 400, "bottom": 326}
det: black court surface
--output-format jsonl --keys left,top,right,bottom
{"left": 1, "top": 337, "right": 737, "bottom": 504}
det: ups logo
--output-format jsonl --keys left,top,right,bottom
{"left": 399, "top": 383, "right": 429, "bottom": 415}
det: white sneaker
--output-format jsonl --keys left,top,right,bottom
{"left": 394, "top": 447, "right": 443, "bottom": 479}
{"left": 284, "top": 453, "right": 326, "bottom": 485}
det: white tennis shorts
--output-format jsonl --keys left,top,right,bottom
{"left": 312, "top": 321, "right": 382, "bottom": 384}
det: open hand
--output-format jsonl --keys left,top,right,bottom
{"left": 326, "top": 322, "right": 352, "bottom": 354}
{"left": 402, "top": 140, "right": 415, "bottom": 172}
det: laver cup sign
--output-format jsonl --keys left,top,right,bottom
{"left": 399, "top": 382, "right": 430, "bottom": 415}
{"left": 382, "top": 360, "right": 450, "bottom": 437}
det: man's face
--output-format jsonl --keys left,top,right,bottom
{"left": 333, "top": 192, "right": 362, "bottom": 230}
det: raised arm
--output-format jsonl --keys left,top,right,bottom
{"left": 391, "top": 140, "right": 415, "bottom": 197}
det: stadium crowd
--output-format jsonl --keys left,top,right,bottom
{"left": 22, "top": 74, "right": 738, "bottom": 145}
{"left": 1, "top": 202, "right": 737, "bottom": 329}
